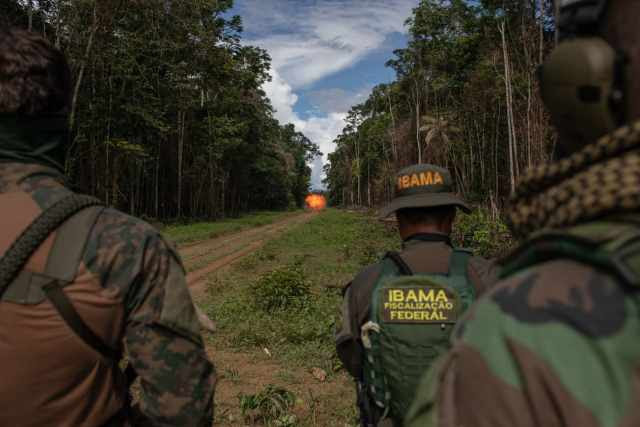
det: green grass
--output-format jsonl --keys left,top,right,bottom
{"left": 162, "top": 211, "right": 299, "bottom": 245}
{"left": 201, "top": 208, "right": 399, "bottom": 370}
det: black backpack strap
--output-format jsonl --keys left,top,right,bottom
{"left": 43, "top": 202, "right": 124, "bottom": 364}
{"left": 448, "top": 249, "right": 472, "bottom": 279}
{"left": 385, "top": 251, "right": 414, "bottom": 276}
{"left": 41, "top": 281, "right": 120, "bottom": 361}
{"left": 0, "top": 194, "right": 102, "bottom": 297}
{"left": 0, "top": 194, "right": 123, "bottom": 365}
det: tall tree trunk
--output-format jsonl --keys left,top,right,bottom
{"left": 386, "top": 86, "right": 398, "bottom": 162}
{"left": 414, "top": 79, "right": 422, "bottom": 164}
{"left": 500, "top": 21, "right": 517, "bottom": 194}
{"left": 555, "top": 0, "right": 561, "bottom": 45}
{"left": 28, "top": 0, "right": 34, "bottom": 31}
{"left": 155, "top": 140, "right": 160, "bottom": 218}
{"left": 177, "top": 111, "right": 185, "bottom": 218}
{"left": 69, "top": 1, "right": 98, "bottom": 132}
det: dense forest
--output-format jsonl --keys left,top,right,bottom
{"left": 324, "top": 0, "right": 557, "bottom": 213}
{"left": 1, "top": 0, "right": 320, "bottom": 220}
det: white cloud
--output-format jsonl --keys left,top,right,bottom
{"left": 262, "top": 71, "right": 347, "bottom": 184}
{"left": 239, "top": 0, "right": 417, "bottom": 188}
{"left": 263, "top": 69, "right": 299, "bottom": 124}
{"left": 249, "top": 0, "right": 415, "bottom": 89}
{"left": 306, "top": 86, "right": 372, "bottom": 114}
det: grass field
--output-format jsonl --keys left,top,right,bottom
{"left": 162, "top": 211, "right": 299, "bottom": 245}
{"left": 198, "top": 209, "right": 399, "bottom": 425}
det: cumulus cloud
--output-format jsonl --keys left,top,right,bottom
{"left": 237, "top": 0, "right": 417, "bottom": 188}
{"left": 250, "top": 0, "right": 415, "bottom": 89}
{"left": 263, "top": 69, "right": 299, "bottom": 124}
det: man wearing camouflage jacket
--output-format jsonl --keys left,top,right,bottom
{"left": 0, "top": 28, "right": 216, "bottom": 426}
{"left": 406, "top": 1, "right": 640, "bottom": 426}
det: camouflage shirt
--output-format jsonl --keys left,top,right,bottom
{"left": 0, "top": 163, "right": 216, "bottom": 426}
{"left": 406, "top": 232, "right": 640, "bottom": 427}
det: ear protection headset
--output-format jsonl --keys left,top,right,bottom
{"left": 539, "top": 0, "right": 630, "bottom": 148}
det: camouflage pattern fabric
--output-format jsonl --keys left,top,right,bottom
{"left": 406, "top": 255, "right": 640, "bottom": 427}
{"left": 0, "top": 162, "right": 216, "bottom": 426}
{"left": 406, "top": 125, "right": 640, "bottom": 427}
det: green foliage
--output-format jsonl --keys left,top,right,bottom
{"left": 253, "top": 264, "right": 311, "bottom": 313}
{"left": 162, "top": 211, "right": 296, "bottom": 245}
{"left": 7, "top": 0, "right": 320, "bottom": 220}
{"left": 238, "top": 384, "right": 297, "bottom": 426}
{"left": 453, "top": 208, "right": 514, "bottom": 258}
{"left": 324, "top": 0, "right": 556, "bottom": 214}
{"left": 206, "top": 209, "right": 398, "bottom": 368}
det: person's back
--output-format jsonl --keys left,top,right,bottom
{"left": 336, "top": 164, "right": 496, "bottom": 426}
{"left": 406, "top": 2, "right": 640, "bottom": 426}
{"left": 0, "top": 28, "right": 216, "bottom": 426}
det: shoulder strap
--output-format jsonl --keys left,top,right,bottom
{"left": 45, "top": 204, "right": 104, "bottom": 281}
{"left": 42, "top": 204, "right": 122, "bottom": 363}
{"left": 42, "top": 281, "right": 120, "bottom": 361}
{"left": 385, "top": 251, "right": 413, "bottom": 276}
{"left": 0, "top": 194, "right": 121, "bottom": 364}
{"left": 0, "top": 194, "right": 102, "bottom": 298}
{"left": 448, "top": 249, "right": 472, "bottom": 280}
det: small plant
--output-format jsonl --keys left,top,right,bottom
{"left": 253, "top": 264, "right": 310, "bottom": 312}
{"left": 453, "top": 208, "right": 514, "bottom": 258}
{"left": 223, "top": 368, "right": 241, "bottom": 384}
{"left": 238, "top": 384, "right": 297, "bottom": 426}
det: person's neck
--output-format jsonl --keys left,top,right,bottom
{"left": 399, "top": 224, "right": 449, "bottom": 241}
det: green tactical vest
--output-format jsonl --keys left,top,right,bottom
{"left": 500, "top": 219, "right": 640, "bottom": 288}
{"left": 361, "top": 248, "right": 476, "bottom": 425}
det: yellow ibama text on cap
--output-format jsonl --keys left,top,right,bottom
{"left": 397, "top": 172, "right": 444, "bottom": 190}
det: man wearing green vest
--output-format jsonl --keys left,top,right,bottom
{"left": 0, "top": 28, "right": 215, "bottom": 425}
{"left": 336, "top": 164, "right": 496, "bottom": 426}
{"left": 406, "top": 1, "right": 640, "bottom": 426}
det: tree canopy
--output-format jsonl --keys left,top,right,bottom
{"left": 324, "top": 0, "right": 556, "bottom": 212}
{"left": 3, "top": 0, "right": 320, "bottom": 219}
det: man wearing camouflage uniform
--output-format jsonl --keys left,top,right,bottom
{"left": 336, "top": 164, "right": 496, "bottom": 426}
{"left": 406, "top": 1, "right": 640, "bottom": 426}
{"left": 0, "top": 28, "right": 216, "bottom": 426}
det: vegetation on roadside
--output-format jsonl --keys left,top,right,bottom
{"left": 453, "top": 208, "right": 514, "bottom": 258}
{"left": 162, "top": 211, "right": 298, "bottom": 245}
{"left": 202, "top": 208, "right": 396, "bottom": 366}
{"left": 198, "top": 208, "right": 509, "bottom": 425}
{"left": 238, "top": 385, "right": 298, "bottom": 426}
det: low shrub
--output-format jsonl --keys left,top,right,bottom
{"left": 238, "top": 384, "right": 297, "bottom": 426}
{"left": 252, "top": 264, "right": 311, "bottom": 313}
{"left": 453, "top": 208, "right": 514, "bottom": 258}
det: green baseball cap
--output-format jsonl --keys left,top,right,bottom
{"left": 379, "top": 164, "right": 471, "bottom": 218}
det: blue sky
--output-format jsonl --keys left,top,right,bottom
{"left": 230, "top": 0, "right": 419, "bottom": 189}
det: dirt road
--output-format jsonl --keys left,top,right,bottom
{"left": 180, "top": 212, "right": 316, "bottom": 296}
{"left": 176, "top": 210, "right": 356, "bottom": 426}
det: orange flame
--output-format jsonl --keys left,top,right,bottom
{"left": 305, "top": 193, "right": 327, "bottom": 211}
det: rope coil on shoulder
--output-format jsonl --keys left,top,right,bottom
{"left": 507, "top": 121, "right": 640, "bottom": 238}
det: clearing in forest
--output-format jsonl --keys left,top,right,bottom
{"left": 168, "top": 209, "right": 398, "bottom": 426}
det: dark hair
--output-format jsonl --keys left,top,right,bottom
{"left": 396, "top": 205, "right": 456, "bottom": 226}
{"left": 0, "top": 27, "right": 71, "bottom": 115}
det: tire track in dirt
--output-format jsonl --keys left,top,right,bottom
{"left": 182, "top": 212, "right": 316, "bottom": 296}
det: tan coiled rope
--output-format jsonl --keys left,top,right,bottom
{"left": 507, "top": 121, "right": 640, "bottom": 239}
